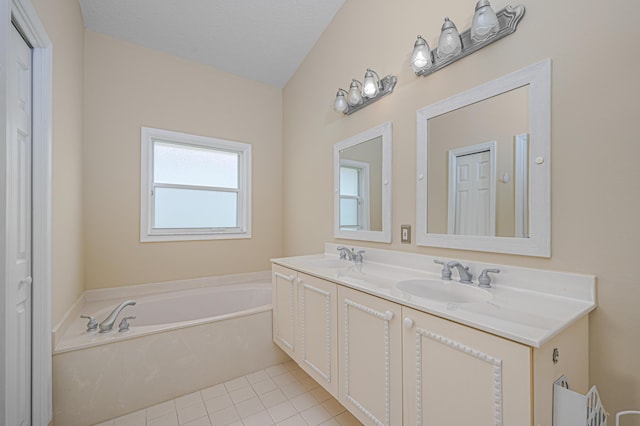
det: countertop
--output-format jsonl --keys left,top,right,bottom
{"left": 272, "top": 245, "right": 596, "bottom": 348}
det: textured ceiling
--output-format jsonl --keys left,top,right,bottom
{"left": 78, "top": 0, "right": 345, "bottom": 88}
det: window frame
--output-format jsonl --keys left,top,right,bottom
{"left": 140, "top": 127, "right": 252, "bottom": 242}
{"left": 339, "top": 159, "right": 370, "bottom": 231}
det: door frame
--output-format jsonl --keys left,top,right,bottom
{"left": 1, "top": 0, "right": 53, "bottom": 424}
{"left": 447, "top": 140, "right": 497, "bottom": 236}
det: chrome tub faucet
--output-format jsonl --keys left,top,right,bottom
{"left": 337, "top": 246, "right": 365, "bottom": 263}
{"left": 99, "top": 300, "right": 136, "bottom": 333}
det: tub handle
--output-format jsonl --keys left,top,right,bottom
{"left": 80, "top": 315, "right": 98, "bottom": 332}
{"left": 118, "top": 316, "right": 136, "bottom": 332}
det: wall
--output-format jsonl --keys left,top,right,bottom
{"left": 283, "top": 0, "right": 640, "bottom": 417}
{"left": 83, "top": 31, "right": 283, "bottom": 289}
{"left": 31, "top": 0, "right": 85, "bottom": 328}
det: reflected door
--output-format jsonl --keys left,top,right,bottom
{"left": 448, "top": 143, "right": 496, "bottom": 236}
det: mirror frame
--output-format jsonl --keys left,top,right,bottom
{"left": 416, "top": 59, "right": 551, "bottom": 257}
{"left": 334, "top": 121, "right": 392, "bottom": 243}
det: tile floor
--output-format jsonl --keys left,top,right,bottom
{"left": 94, "top": 360, "right": 363, "bottom": 426}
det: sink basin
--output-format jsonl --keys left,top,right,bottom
{"left": 309, "top": 258, "right": 351, "bottom": 268}
{"left": 396, "top": 279, "right": 492, "bottom": 304}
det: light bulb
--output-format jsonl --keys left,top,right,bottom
{"left": 334, "top": 89, "right": 348, "bottom": 113}
{"left": 471, "top": 0, "right": 499, "bottom": 43}
{"left": 436, "top": 18, "right": 462, "bottom": 60}
{"left": 347, "top": 80, "right": 363, "bottom": 106}
{"left": 362, "top": 69, "right": 379, "bottom": 98}
{"left": 411, "top": 35, "right": 432, "bottom": 73}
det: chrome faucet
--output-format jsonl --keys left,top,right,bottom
{"left": 337, "top": 246, "right": 365, "bottom": 263}
{"left": 446, "top": 261, "right": 473, "bottom": 284}
{"left": 99, "top": 300, "right": 136, "bottom": 333}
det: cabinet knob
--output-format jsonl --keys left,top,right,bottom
{"left": 383, "top": 311, "right": 394, "bottom": 321}
{"left": 295, "top": 278, "right": 302, "bottom": 285}
{"left": 403, "top": 318, "right": 414, "bottom": 329}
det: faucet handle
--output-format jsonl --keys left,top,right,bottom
{"left": 80, "top": 315, "right": 98, "bottom": 332}
{"left": 434, "top": 259, "right": 452, "bottom": 280}
{"left": 337, "top": 246, "right": 348, "bottom": 259}
{"left": 118, "top": 316, "right": 136, "bottom": 332}
{"left": 355, "top": 250, "right": 365, "bottom": 263}
{"left": 478, "top": 268, "right": 500, "bottom": 288}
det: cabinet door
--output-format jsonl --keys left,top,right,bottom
{"left": 296, "top": 273, "right": 339, "bottom": 397}
{"left": 338, "top": 286, "right": 402, "bottom": 426}
{"left": 402, "top": 307, "right": 532, "bottom": 426}
{"left": 272, "top": 265, "right": 297, "bottom": 358}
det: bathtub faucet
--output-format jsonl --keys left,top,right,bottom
{"left": 99, "top": 300, "right": 136, "bottom": 333}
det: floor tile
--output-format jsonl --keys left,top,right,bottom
{"left": 234, "top": 396, "right": 264, "bottom": 418}
{"left": 182, "top": 416, "right": 212, "bottom": 426}
{"left": 147, "top": 400, "right": 177, "bottom": 420}
{"left": 147, "top": 411, "right": 178, "bottom": 426}
{"left": 242, "top": 409, "right": 275, "bottom": 426}
{"left": 310, "top": 386, "right": 332, "bottom": 403}
{"left": 259, "top": 388, "right": 288, "bottom": 408}
{"left": 290, "top": 391, "right": 319, "bottom": 412}
{"left": 276, "top": 414, "right": 309, "bottom": 426}
{"left": 224, "top": 376, "right": 250, "bottom": 392}
{"left": 299, "top": 376, "right": 320, "bottom": 391}
{"left": 251, "top": 377, "right": 279, "bottom": 395}
{"left": 280, "top": 381, "right": 306, "bottom": 399}
{"left": 272, "top": 372, "right": 297, "bottom": 388}
{"left": 94, "top": 421, "right": 114, "bottom": 426}
{"left": 201, "top": 384, "right": 227, "bottom": 401}
{"left": 319, "top": 420, "right": 341, "bottom": 426}
{"left": 177, "top": 402, "right": 207, "bottom": 425}
{"left": 245, "top": 369, "right": 270, "bottom": 384}
{"left": 175, "top": 392, "right": 203, "bottom": 409}
{"left": 209, "top": 405, "right": 240, "bottom": 426}
{"left": 300, "top": 404, "right": 333, "bottom": 426}
{"left": 268, "top": 401, "right": 298, "bottom": 423}
{"left": 205, "top": 394, "right": 233, "bottom": 414}
{"left": 228, "top": 385, "right": 257, "bottom": 404}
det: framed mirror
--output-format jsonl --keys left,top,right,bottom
{"left": 416, "top": 59, "right": 551, "bottom": 256}
{"left": 334, "top": 122, "right": 392, "bottom": 243}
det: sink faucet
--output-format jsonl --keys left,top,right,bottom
{"left": 99, "top": 300, "right": 136, "bottom": 333}
{"left": 446, "top": 261, "right": 473, "bottom": 284}
{"left": 337, "top": 246, "right": 365, "bottom": 263}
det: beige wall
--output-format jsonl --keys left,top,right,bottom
{"left": 82, "top": 31, "right": 283, "bottom": 289}
{"left": 283, "top": 0, "right": 640, "bottom": 416}
{"left": 31, "top": 0, "right": 85, "bottom": 327}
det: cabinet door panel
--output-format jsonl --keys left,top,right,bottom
{"left": 403, "top": 307, "right": 532, "bottom": 426}
{"left": 272, "top": 265, "right": 297, "bottom": 358}
{"left": 297, "top": 273, "right": 338, "bottom": 397}
{"left": 338, "top": 287, "right": 402, "bottom": 426}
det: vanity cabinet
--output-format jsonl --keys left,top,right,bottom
{"left": 272, "top": 262, "right": 589, "bottom": 426}
{"left": 272, "top": 264, "right": 339, "bottom": 397}
{"left": 337, "top": 286, "right": 403, "bottom": 426}
{"left": 402, "top": 307, "right": 531, "bottom": 425}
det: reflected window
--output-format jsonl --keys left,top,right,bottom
{"left": 140, "top": 127, "right": 251, "bottom": 242}
{"left": 339, "top": 160, "right": 370, "bottom": 230}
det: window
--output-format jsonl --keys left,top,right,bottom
{"left": 141, "top": 127, "right": 251, "bottom": 242}
{"left": 339, "top": 159, "right": 370, "bottom": 231}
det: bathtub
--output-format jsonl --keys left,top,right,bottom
{"left": 52, "top": 275, "right": 288, "bottom": 426}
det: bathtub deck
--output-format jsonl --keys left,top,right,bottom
{"left": 94, "top": 360, "right": 362, "bottom": 426}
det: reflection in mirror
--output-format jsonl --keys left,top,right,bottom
{"left": 334, "top": 122, "right": 392, "bottom": 243}
{"left": 416, "top": 59, "right": 551, "bottom": 257}
{"left": 427, "top": 86, "right": 528, "bottom": 237}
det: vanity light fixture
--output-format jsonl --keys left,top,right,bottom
{"left": 333, "top": 68, "right": 397, "bottom": 115}
{"left": 411, "top": 2, "right": 525, "bottom": 77}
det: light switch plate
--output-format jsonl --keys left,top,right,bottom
{"left": 401, "top": 225, "right": 411, "bottom": 243}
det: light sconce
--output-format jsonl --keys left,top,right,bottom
{"left": 334, "top": 68, "right": 397, "bottom": 115}
{"left": 411, "top": 2, "right": 525, "bottom": 77}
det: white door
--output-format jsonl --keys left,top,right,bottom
{"left": 447, "top": 142, "right": 497, "bottom": 237}
{"left": 7, "top": 23, "right": 33, "bottom": 426}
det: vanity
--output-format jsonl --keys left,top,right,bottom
{"left": 271, "top": 244, "right": 595, "bottom": 426}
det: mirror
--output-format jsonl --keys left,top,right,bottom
{"left": 334, "top": 122, "right": 392, "bottom": 243}
{"left": 416, "top": 59, "right": 551, "bottom": 256}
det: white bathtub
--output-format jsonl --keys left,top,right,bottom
{"left": 52, "top": 277, "right": 287, "bottom": 426}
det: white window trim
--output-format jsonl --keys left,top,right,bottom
{"left": 140, "top": 127, "right": 251, "bottom": 242}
